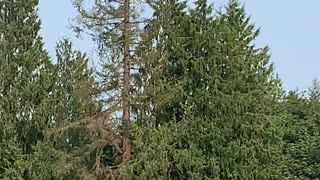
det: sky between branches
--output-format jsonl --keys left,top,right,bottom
{"left": 38, "top": 0, "right": 320, "bottom": 92}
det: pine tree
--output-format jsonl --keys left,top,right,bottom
{"left": 70, "top": 0, "right": 149, "bottom": 178}
{"left": 283, "top": 80, "right": 320, "bottom": 179}
{"left": 132, "top": 0, "right": 286, "bottom": 179}
{"left": 0, "top": 0, "right": 54, "bottom": 178}
{"left": 45, "top": 39, "right": 104, "bottom": 179}
{"left": 132, "top": 0, "right": 191, "bottom": 127}
{"left": 53, "top": 39, "right": 101, "bottom": 127}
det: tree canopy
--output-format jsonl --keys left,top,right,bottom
{"left": 0, "top": 0, "right": 318, "bottom": 179}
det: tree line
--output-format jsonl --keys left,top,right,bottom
{"left": 1, "top": 0, "right": 319, "bottom": 179}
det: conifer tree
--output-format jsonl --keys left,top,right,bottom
{"left": 0, "top": 0, "right": 54, "bottom": 178}
{"left": 72, "top": 0, "right": 147, "bottom": 162}
{"left": 53, "top": 39, "right": 101, "bottom": 127}
{"left": 69, "top": 0, "right": 151, "bottom": 178}
{"left": 133, "top": 0, "right": 191, "bottom": 126}
{"left": 132, "top": 0, "right": 286, "bottom": 179}
{"left": 283, "top": 80, "right": 320, "bottom": 179}
{"left": 46, "top": 39, "right": 102, "bottom": 179}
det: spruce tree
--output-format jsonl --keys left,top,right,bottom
{"left": 52, "top": 39, "right": 101, "bottom": 128}
{"left": 283, "top": 80, "right": 320, "bottom": 179}
{"left": 132, "top": 0, "right": 286, "bottom": 179}
{"left": 0, "top": 0, "right": 54, "bottom": 178}
{"left": 45, "top": 39, "right": 103, "bottom": 179}
{"left": 132, "top": 0, "right": 191, "bottom": 127}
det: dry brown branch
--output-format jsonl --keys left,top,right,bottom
{"left": 46, "top": 105, "right": 121, "bottom": 139}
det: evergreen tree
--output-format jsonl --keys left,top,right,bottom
{"left": 283, "top": 80, "right": 320, "bottom": 179}
{"left": 70, "top": 0, "right": 149, "bottom": 178}
{"left": 132, "top": 0, "right": 190, "bottom": 127}
{"left": 47, "top": 39, "right": 103, "bottom": 179}
{"left": 132, "top": 0, "right": 286, "bottom": 179}
{"left": 53, "top": 39, "right": 101, "bottom": 128}
{"left": 0, "top": 0, "right": 54, "bottom": 178}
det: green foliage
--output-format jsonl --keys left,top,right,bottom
{"left": 46, "top": 39, "right": 103, "bottom": 179}
{"left": 25, "top": 142, "right": 61, "bottom": 179}
{"left": 51, "top": 38, "right": 101, "bottom": 129}
{"left": 3, "top": 0, "right": 320, "bottom": 179}
{"left": 0, "top": 0, "right": 54, "bottom": 178}
{"left": 283, "top": 80, "right": 320, "bottom": 179}
{"left": 132, "top": 0, "right": 286, "bottom": 179}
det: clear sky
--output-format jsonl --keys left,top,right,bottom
{"left": 38, "top": 0, "right": 320, "bottom": 92}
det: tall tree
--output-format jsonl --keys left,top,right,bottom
{"left": 283, "top": 80, "right": 320, "bottom": 179}
{"left": 72, "top": 0, "right": 148, "bottom": 166}
{"left": 132, "top": 0, "right": 191, "bottom": 127}
{"left": 45, "top": 39, "right": 105, "bottom": 179}
{"left": 132, "top": 0, "right": 286, "bottom": 179}
{"left": 53, "top": 39, "right": 101, "bottom": 127}
{"left": 0, "top": 0, "right": 54, "bottom": 178}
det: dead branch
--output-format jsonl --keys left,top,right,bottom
{"left": 46, "top": 105, "right": 121, "bottom": 139}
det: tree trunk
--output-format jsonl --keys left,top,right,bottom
{"left": 122, "top": 0, "right": 131, "bottom": 162}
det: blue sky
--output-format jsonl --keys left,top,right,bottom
{"left": 38, "top": 0, "right": 320, "bottom": 92}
